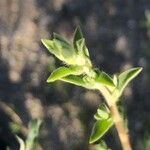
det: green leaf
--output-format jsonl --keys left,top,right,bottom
{"left": 97, "top": 109, "right": 109, "bottom": 120}
{"left": 118, "top": 67, "right": 142, "bottom": 95}
{"left": 53, "top": 33, "right": 70, "bottom": 45}
{"left": 94, "top": 113, "right": 102, "bottom": 120}
{"left": 16, "top": 136, "right": 25, "bottom": 150}
{"left": 47, "top": 66, "right": 82, "bottom": 82}
{"left": 95, "top": 71, "right": 115, "bottom": 87}
{"left": 73, "top": 26, "right": 83, "bottom": 49}
{"left": 60, "top": 75, "right": 95, "bottom": 89}
{"left": 89, "top": 118, "right": 113, "bottom": 144}
{"left": 53, "top": 39, "right": 74, "bottom": 58}
{"left": 41, "top": 39, "right": 59, "bottom": 56}
{"left": 94, "top": 104, "right": 109, "bottom": 120}
{"left": 76, "top": 38, "right": 89, "bottom": 57}
{"left": 26, "top": 119, "right": 42, "bottom": 150}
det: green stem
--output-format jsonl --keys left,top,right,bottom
{"left": 98, "top": 86, "right": 132, "bottom": 150}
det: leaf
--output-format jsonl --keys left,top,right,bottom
{"left": 16, "top": 136, "right": 25, "bottom": 150}
{"left": 118, "top": 67, "right": 142, "bottom": 95}
{"left": 53, "top": 33, "right": 70, "bottom": 45}
{"left": 60, "top": 75, "right": 95, "bottom": 89}
{"left": 73, "top": 26, "right": 83, "bottom": 49}
{"left": 94, "top": 104, "right": 109, "bottom": 120}
{"left": 94, "top": 113, "right": 102, "bottom": 120}
{"left": 76, "top": 38, "right": 89, "bottom": 57}
{"left": 26, "top": 119, "right": 42, "bottom": 150}
{"left": 97, "top": 109, "right": 109, "bottom": 120}
{"left": 95, "top": 71, "right": 115, "bottom": 87}
{"left": 41, "top": 39, "right": 60, "bottom": 57}
{"left": 89, "top": 118, "right": 113, "bottom": 144}
{"left": 47, "top": 66, "right": 81, "bottom": 82}
{"left": 53, "top": 39, "right": 74, "bottom": 58}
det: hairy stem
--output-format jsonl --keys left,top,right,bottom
{"left": 109, "top": 104, "right": 132, "bottom": 150}
{"left": 97, "top": 86, "right": 132, "bottom": 150}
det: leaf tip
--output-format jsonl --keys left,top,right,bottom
{"left": 41, "top": 38, "right": 47, "bottom": 44}
{"left": 136, "top": 67, "right": 143, "bottom": 73}
{"left": 46, "top": 77, "right": 53, "bottom": 83}
{"left": 89, "top": 138, "right": 94, "bottom": 144}
{"left": 41, "top": 39, "right": 50, "bottom": 47}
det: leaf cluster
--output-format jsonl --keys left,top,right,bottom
{"left": 42, "top": 27, "right": 142, "bottom": 144}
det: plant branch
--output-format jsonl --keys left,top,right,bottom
{"left": 109, "top": 103, "right": 132, "bottom": 150}
{"left": 97, "top": 86, "right": 132, "bottom": 150}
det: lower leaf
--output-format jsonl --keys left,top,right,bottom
{"left": 89, "top": 118, "right": 113, "bottom": 144}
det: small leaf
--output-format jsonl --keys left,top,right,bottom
{"left": 76, "top": 38, "right": 89, "bottom": 57}
{"left": 47, "top": 67, "right": 81, "bottom": 82}
{"left": 89, "top": 118, "right": 113, "bottom": 144}
{"left": 118, "top": 67, "right": 142, "bottom": 95}
{"left": 26, "top": 119, "right": 42, "bottom": 150}
{"left": 97, "top": 109, "right": 109, "bottom": 120}
{"left": 53, "top": 33, "right": 70, "bottom": 45}
{"left": 94, "top": 104, "right": 109, "bottom": 120}
{"left": 113, "top": 75, "right": 118, "bottom": 86}
{"left": 95, "top": 71, "right": 115, "bottom": 87}
{"left": 53, "top": 39, "right": 74, "bottom": 58}
{"left": 94, "top": 113, "right": 102, "bottom": 120}
{"left": 41, "top": 39, "right": 59, "bottom": 56}
{"left": 73, "top": 26, "right": 83, "bottom": 49}
{"left": 16, "top": 136, "right": 25, "bottom": 150}
{"left": 61, "top": 75, "right": 95, "bottom": 89}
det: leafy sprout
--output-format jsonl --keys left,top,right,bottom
{"left": 42, "top": 27, "right": 142, "bottom": 146}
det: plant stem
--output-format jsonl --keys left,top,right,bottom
{"left": 109, "top": 104, "right": 132, "bottom": 150}
{"left": 97, "top": 86, "right": 132, "bottom": 150}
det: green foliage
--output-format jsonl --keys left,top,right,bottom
{"left": 117, "top": 67, "right": 142, "bottom": 96}
{"left": 47, "top": 66, "right": 82, "bottom": 82}
{"left": 73, "top": 26, "right": 83, "bottom": 49}
{"left": 42, "top": 27, "right": 142, "bottom": 146}
{"left": 95, "top": 71, "right": 115, "bottom": 87}
{"left": 94, "top": 104, "right": 110, "bottom": 120}
{"left": 17, "top": 119, "right": 42, "bottom": 150}
{"left": 90, "top": 104, "right": 113, "bottom": 144}
{"left": 9, "top": 122, "right": 21, "bottom": 134}
{"left": 89, "top": 118, "right": 113, "bottom": 144}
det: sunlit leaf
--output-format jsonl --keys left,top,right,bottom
{"left": 26, "top": 119, "right": 42, "bottom": 150}
{"left": 94, "top": 104, "right": 109, "bottom": 120}
{"left": 60, "top": 75, "right": 95, "bottom": 89}
{"left": 94, "top": 113, "right": 102, "bottom": 120}
{"left": 53, "top": 33, "right": 70, "bottom": 45}
{"left": 47, "top": 66, "right": 82, "bottom": 82}
{"left": 76, "top": 38, "right": 89, "bottom": 57}
{"left": 41, "top": 39, "right": 59, "bottom": 56}
{"left": 73, "top": 26, "right": 83, "bottom": 49}
{"left": 97, "top": 109, "right": 109, "bottom": 120}
{"left": 89, "top": 118, "right": 113, "bottom": 144}
{"left": 53, "top": 39, "right": 77, "bottom": 64}
{"left": 16, "top": 136, "right": 25, "bottom": 150}
{"left": 95, "top": 71, "right": 115, "bottom": 87}
{"left": 118, "top": 67, "right": 142, "bottom": 95}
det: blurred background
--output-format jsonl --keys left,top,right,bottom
{"left": 0, "top": 0, "right": 150, "bottom": 150}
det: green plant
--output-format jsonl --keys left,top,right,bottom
{"left": 42, "top": 27, "right": 142, "bottom": 150}
{"left": 17, "top": 119, "right": 42, "bottom": 150}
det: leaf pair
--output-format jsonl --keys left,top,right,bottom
{"left": 90, "top": 104, "right": 113, "bottom": 144}
{"left": 47, "top": 66, "right": 116, "bottom": 90}
{"left": 42, "top": 27, "right": 91, "bottom": 67}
